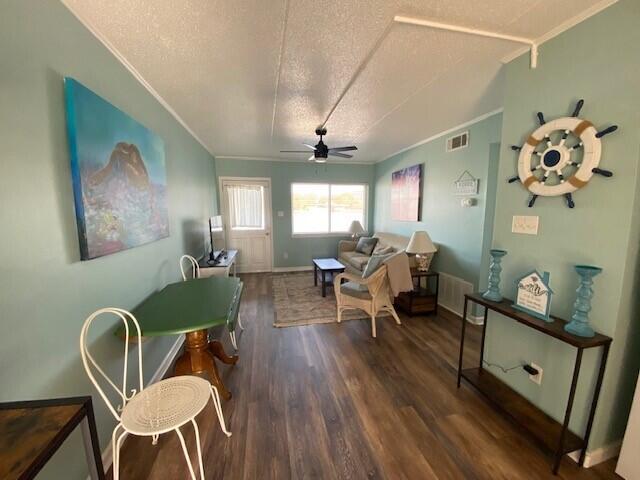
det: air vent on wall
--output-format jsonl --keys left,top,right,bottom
{"left": 447, "top": 131, "right": 469, "bottom": 152}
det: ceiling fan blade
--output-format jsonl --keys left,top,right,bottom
{"left": 280, "top": 150, "right": 313, "bottom": 153}
{"left": 329, "top": 152, "right": 353, "bottom": 159}
{"left": 302, "top": 143, "right": 317, "bottom": 150}
{"left": 308, "top": 154, "right": 316, "bottom": 161}
{"left": 328, "top": 146, "right": 357, "bottom": 152}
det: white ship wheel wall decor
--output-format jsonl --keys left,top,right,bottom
{"left": 508, "top": 100, "right": 618, "bottom": 208}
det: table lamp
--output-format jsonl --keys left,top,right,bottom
{"left": 406, "top": 231, "right": 437, "bottom": 271}
{"left": 348, "top": 220, "right": 366, "bottom": 239}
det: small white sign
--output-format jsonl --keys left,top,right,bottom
{"left": 514, "top": 271, "right": 552, "bottom": 321}
{"left": 454, "top": 178, "right": 479, "bottom": 196}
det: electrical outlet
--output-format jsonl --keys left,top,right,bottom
{"left": 529, "top": 362, "right": 543, "bottom": 385}
{"left": 512, "top": 215, "right": 539, "bottom": 235}
{"left": 283, "top": 252, "right": 288, "bottom": 259}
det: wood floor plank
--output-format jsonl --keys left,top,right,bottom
{"left": 110, "top": 273, "right": 621, "bottom": 480}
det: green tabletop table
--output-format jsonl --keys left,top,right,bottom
{"left": 130, "top": 276, "right": 243, "bottom": 400}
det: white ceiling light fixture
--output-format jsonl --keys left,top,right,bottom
{"left": 393, "top": 15, "right": 539, "bottom": 68}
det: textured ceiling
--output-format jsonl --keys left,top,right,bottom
{"left": 63, "top": 0, "right": 613, "bottom": 163}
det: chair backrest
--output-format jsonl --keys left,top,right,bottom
{"left": 180, "top": 254, "right": 200, "bottom": 281}
{"left": 368, "top": 265, "right": 389, "bottom": 297}
{"left": 79, "top": 308, "right": 144, "bottom": 421}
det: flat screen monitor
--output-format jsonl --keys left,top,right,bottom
{"left": 207, "top": 215, "right": 226, "bottom": 264}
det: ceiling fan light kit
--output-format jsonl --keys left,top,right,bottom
{"left": 281, "top": 127, "right": 358, "bottom": 164}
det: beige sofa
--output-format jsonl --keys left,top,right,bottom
{"left": 338, "top": 232, "right": 417, "bottom": 275}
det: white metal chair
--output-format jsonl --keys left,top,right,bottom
{"left": 179, "top": 254, "right": 244, "bottom": 350}
{"left": 80, "top": 308, "right": 231, "bottom": 480}
{"left": 180, "top": 254, "right": 200, "bottom": 281}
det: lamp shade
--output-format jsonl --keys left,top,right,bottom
{"left": 406, "top": 231, "right": 437, "bottom": 254}
{"left": 348, "top": 220, "right": 366, "bottom": 235}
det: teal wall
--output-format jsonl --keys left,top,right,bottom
{"left": 0, "top": 2, "right": 217, "bottom": 479}
{"left": 373, "top": 113, "right": 503, "bottom": 288}
{"left": 486, "top": 0, "right": 640, "bottom": 451}
{"left": 215, "top": 158, "right": 376, "bottom": 268}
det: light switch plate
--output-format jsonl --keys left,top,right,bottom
{"left": 512, "top": 215, "right": 539, "bottom": 235}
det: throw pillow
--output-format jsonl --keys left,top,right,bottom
{"left": 355, "top": 236, "right": 378, "bottom": 256}
{"left": 362, "top": 252, "right": 393, "bottom": 278}
{"left": 373, "top": 244, "right": 394, "bottom": 255}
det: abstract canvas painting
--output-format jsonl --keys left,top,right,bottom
{"left": 64, "top": 78, "right": 169, "bottom": 260}
{"left": 391, "top": 164, "right": 423, "bottom": 221}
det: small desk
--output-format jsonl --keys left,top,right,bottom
{"left": 130, "top": 277, "right": 243, "bottom": 400}
{"left": 458, "top": 293, "right": 612, "bottom": 475}
{"left": 313, "top": 258, "right": 345, "bottom": 297}
{"left": 395, "top": 269, "right": 439, "bottom": 316}
{"left": 0, "top": 396, "right": 104, "bottom": 480}
{"left": 198, "top": 249, "right": 238, "bottom": 277}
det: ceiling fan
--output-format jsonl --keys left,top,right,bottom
{"left": 280, "top": 128, "right": 357, "bottom": 163}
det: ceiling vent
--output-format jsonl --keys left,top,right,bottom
{"left": 447, "top": 131, "right": 469, "bottom": 152}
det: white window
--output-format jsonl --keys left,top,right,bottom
{"left": 292, "top": 183, "right": 367, "bottom": 235}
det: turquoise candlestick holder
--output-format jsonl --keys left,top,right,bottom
{"left": 564, "top": 265, "right": 602, "bottom": 338}
{"left": 482, "top": 249, "right": 507, "bottom": 302}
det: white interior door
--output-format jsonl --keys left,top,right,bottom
{"left": 220, "top": 178, "right": 273, "bottom": 273}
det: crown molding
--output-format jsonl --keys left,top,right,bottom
{"left": 376, "top": 108, "right": 504, "bottom": 164}
{"left": 216, "top": 155, "right": 376, "bottom": 166}
{"left": 501, "top": 0, "right": 619, "bottom": 65}
{"left": 60, "top": 1, "right": 214, "bottom": 157}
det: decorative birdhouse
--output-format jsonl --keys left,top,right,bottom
{"left": 513, "top": 271, "right": 554, "bottom": 322}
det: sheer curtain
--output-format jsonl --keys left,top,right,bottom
{"left": 227, "top": 184, "right": 264, "bottom": 229}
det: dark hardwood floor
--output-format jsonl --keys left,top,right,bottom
{"left": 114, "top": 273, "right": 620, "bottom": 479}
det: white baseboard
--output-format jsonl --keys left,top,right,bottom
{"left": 568, "top": 440, "right": 621, "bottom": 468}
{"left": 89, "top": 335, "right": 185, "bottom": 479}
{"left": 438, "top": 303, "right": 485, "bottom": 325}
{"left": 272, "top": 266, "right": 313, "bottom": 273}
{"left": 465, "top": 313, "right": 485, "bottom": 325}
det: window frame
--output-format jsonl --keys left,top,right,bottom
{"left": 290, "top": 182, "right": 369, "bottom": 238}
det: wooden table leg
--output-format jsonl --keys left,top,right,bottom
{"left": 210, "top": 339, "right": 239, "bottom": 365}
{"left": 322, "top": 270, "right": 327, "bottom": 297}
{"left": 174, "top": 330, "right": 234, "bottom": 400}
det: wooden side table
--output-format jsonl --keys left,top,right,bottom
{"left": 0, "top": 396, "right": 104, "bottom": 480}
{"left": 395, "top": 269, "right": 439, "bottom": 316}
{"left": 198, "top": 249, "right": 238, "bottom": 277}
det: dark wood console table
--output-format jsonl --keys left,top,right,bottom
{"left": 457, "top": 292, "right": 612, "bottom": 475}
{"left": 0, "top": 396, "right": 104, "bottom": 480}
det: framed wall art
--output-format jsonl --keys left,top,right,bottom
{"left": 391, "top": 163, "right": 423, "bottom": 221}
{"left": 64, "top": 78, "right": 169, "bottom": 260}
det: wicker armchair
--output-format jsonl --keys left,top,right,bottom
{"left": 334, "top": 265, "right": 401, "bottom": 338}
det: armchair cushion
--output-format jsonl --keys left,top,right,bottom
{"left": 355, "top": 236, "right": 378, "bottom": 256}
{"left": 340, "top": 281, "right": 372, "bottom": 300}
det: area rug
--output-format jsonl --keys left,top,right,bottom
{"left": 272, "top": 272, "right": 388, "bottom": 328}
